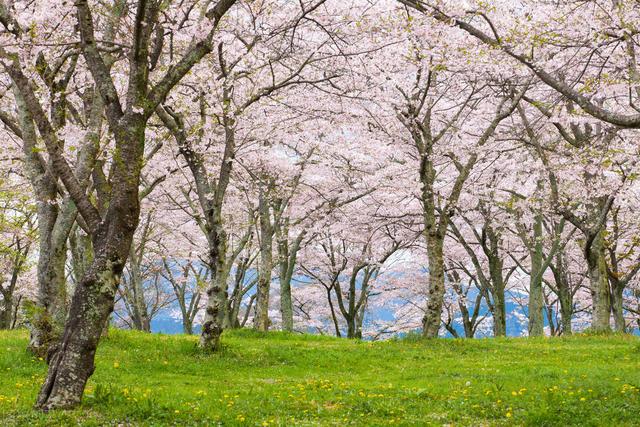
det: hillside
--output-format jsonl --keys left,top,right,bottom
{"left": 1, "top": 330, "right": 639, "bottom": 426}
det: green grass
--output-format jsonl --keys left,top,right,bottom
{"left": 0, "top": 329, "right": 639, "bottom": 426}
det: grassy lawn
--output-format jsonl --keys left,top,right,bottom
{"left": 0, "top": 329, "right": 639, "bottom": 426}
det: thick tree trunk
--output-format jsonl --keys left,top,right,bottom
{"left": 35, "top": 113, "right": 143, "bottom": 410}
{"left": 69, "top": 228, "right": 92, "bottom": 291}
{"left": 528, "top": 214, "right": 544, "bottom": 336}
{"left": 585, "top": 231, "right": 611, "bottom": 332}
{"left": 16, "top": 87, "right": 68, "bottom": 353}
{"left": 198, "top": 226, "right": 228, "bottom": 351}
{"left": 422, "top": 237, "right": 445, "bottom": 338}
{"left": 27, "top": 183, "right": 69, "bottom": 355}
{"left": 15, "top": 83, "right": 100, "bottom": 355}
{"left": 36, "top": 231, "right": 132, "bottom": 410}
{"left": 14, "top": 78, "right": 70, "bottom": 355}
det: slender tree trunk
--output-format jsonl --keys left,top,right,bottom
{"left": 277, "top": 231, "right": 299, "bottom": 332}
{"left": 585, "top": 231, "right": 611, "bottom": 332}
{"left": 228, "top": 282, "right": 243, "bottom": 329}
{"left": 551, "top": 253, "right": 573, "bottom": 335}
{"left": 129, "top": 256, "right": 151, "bottom": 332}
{"left": 346, "top": 316, "right": 356, "bottom": 339}
{"left": 131, "top": 279, "right": 151, "bottom": 332}
{"left": 528, "top": 214, "right": 544, "bottom": 336}
{"left": 279, "top": 272, "right": 294, "bottom": 331}
{"left": 355, "top": 303, "right": 365, "bottom": 339}
{"left": 183, "top": 315, "right": 194, "bottom": 335}
{"left": 254, "top": 190, "right": 273, "bottom": 332}
{"left": 422, "top": 237, "right": 445, "bottom": 338}
{"left": 610, "top": 281, "right": 625, "bottom": 332}
{"left": 326, "top": 287, "right": 341, "bottom": 337}
{"left": 558, "top": 285, "right": 573, "bottom": 335}
{"left": 1, "top": 253, "right": 25, "bottom": 329}
{"left": 0, "top": 294, "right": 12, "bottom": 329}
{"left": 492, "top": 285, "right": 507, "bottom": 337}
{"left": 559, "top": 301, "right": 573, "bottom": 335}
{"left": 463, "top": 319, "right": 474, "bottom": 338}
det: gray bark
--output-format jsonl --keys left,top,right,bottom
{"left": 551, "top": 252, "right": 574, "bottom": 335}
{"left": 528, "top": 213, "right": 544, "bottom": 336}
{"left": 254, "top": 187, "right": 274, "bottom": 332}
{"left": 585, "top": 230, "right": 611, "bottom": 332}
{"left": 277, "top": 225, "right": 303, "bottom": 332}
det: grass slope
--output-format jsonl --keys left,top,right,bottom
{"left": 0, "top": 329, "right": 639, "bottom": 426}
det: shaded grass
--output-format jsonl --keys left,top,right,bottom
{"left": 0, "top": 328, "right": 639, "bottom": 425}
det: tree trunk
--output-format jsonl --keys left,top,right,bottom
{"left": 585, "top": 231, "right": 611, "bottom": 332}
{"left": 227, "top": 281, "right": 243, "bottom": 329}
{"left": 35, "top": 114, "right": 144, "bottom": 410}
{"left": 559, "top": 300, "right": 573, "bottom": 335}
{"left": 277, "top": 231, "right": 298, "bottom": 332}
{"left": 27, "top": 189, "right": 69, "bottom": 355}
{"left": 528, "top": 214, "right": 544, "bottom": 336}
{"left": 422, "top": 237, "right": 445, "bottom": 338}
{"left": 346, "top": 316, "right": 356, "bottom": 339}
{"left": 198, "top": 224, "right": 228, "bottom": 351}
{"left": 254, "top": 190, "right": 273, "bottom": 332}
{"left": 15, "top": 84, "right": 100, "bottom": 356}
{"left": 129, "top": 252, "right": 151, "bottom": 332}
{"left": 0, "top": 294, "right": 12, "bottom": 329}
{"left": 183, "top": 316, "right": 194, "bottom": 335}
{"left": 37, "top": 260, "right": 121, "bottom": 409}
{"left": 13, "top": 81, "right": 59, "bottom": 354}
{"left": 16, "top": 89, "right": 68, "bottom": 353}
{"left": 551, "top": 252, "right": 573, "bottom": 335}
{"left": 610, "top": 282, "right": 625, "bottom": 333}
{"left": 1, "top": 252, "right": 24, "bottom": 329}
{"left": 327, "top": 287, "right": 342, "bottom": 337}
{"left": 355, "top": 302, "right": 365, "bottom": 339}
{"left": 463, "top": 319, "right": 474, "bottom": 338}
{"left": 492, "top": 285, "right": 507, "bottom": 337}
{"left": 279, "top": 272, "right": 294, "bottom": 331}
{"left": 36, "top": 230, "right": 133, "bottom": 410}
